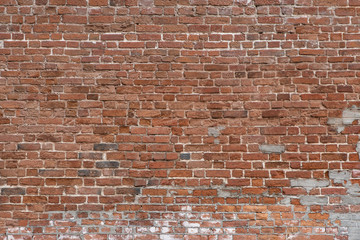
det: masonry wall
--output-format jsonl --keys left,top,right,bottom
{"left": 1, "top": 0, "right": 360, "bottom": 239}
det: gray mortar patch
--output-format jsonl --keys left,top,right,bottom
{"left": 329, "top": 170, "right": 351, "bottom": 184}
{"left": 341, "top": 195, "right": 360, "bottom": 205}
{"left": 331, "top": 213, "right": 360, "bottom": 240}
{"left": 346, "top": 183, "right": 360, "bottom": 196}
{"left": 356, "top": 143, "right": 360, "bottom": 155}
{"left": 259, "top": 144, "right": 285, "bottom": 154}
{"left": 290, "top": 179, "right": 329, "bottom": 191}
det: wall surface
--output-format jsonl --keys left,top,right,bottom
{"left": 1, "top": 0, "right": 360, "bottom": 239}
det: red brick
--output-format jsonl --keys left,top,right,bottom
{"left": 0, "top": 1, "right": 358, "bottom": 238}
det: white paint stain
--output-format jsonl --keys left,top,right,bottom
{"left": 235, "top": 0, "right": 252, "bottom": 5}
{"left": 161, "top": 227, "right": 171, "bottom": 233}
{"left": 6, "top": 228, "right": 19, "bottom": 234}
{"left": 58, "top": 235, "right": 80, "bottom": 240}
{"left": 182, "top": 221, "right": 200, "bottom": 228}
{"left": 160, "top": 235, "right": 181, "bottom": 240}
{"left": 188, "top": 228, "right": 198, "bottom": 234}
{"left": 181, "top": 206, "right": 191, "bottom": 211}
{"left": 149, "top": 227, "right": 157, "bottom": 233}
{"left": 224, "top": 228, "right": 236, "bottom": 234}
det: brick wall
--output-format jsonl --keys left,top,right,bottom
{"left": 1, "top": 0, "right": 360, "bottom": 239}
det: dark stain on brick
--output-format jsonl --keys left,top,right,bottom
{"left": 0, "top": 118, "right": 10, "bottom": 124}
{"left": 85, "top": 25, "right": 111, "bottom": 32}
{"left": 83, "top": 64, "right": 95, "bottom": 71}
{"left": 111, "top": 22, "right": 135, "bottom": 32}
{"left": 134, "top": 187, "right": 141, "bottom": 195}
{"left": 211, "top": 111, "right": 223, "bottom": 119}
{"left": 110, "top": 0, "right": 125, "bottom": 6}
{"left": 224, "top": 111, "right": 248, "bottom": 118}
{"left": 17, "top": 143, "right": 41, "bottom": 151}
{"left": 96, "top": 161, "right": 119, "bottom": 168}
{"left": 147, "top": 179, "right": 160, "bottom": 186}
{"left": 93, "top": 144, "right": 118, "bottom": 151}
{"left": 311, "top": 85, "right": 336, "bottom": 93}
{"left": 36, "top": 0, "right": 47, "bottom": 5}
{"left": 1, "top": 188, "right": 26, "bottom": 195}
{"left": 337, "top": 85, "right": 353, "bottom": 93}
{"left": 116, "top": 187, "right": 141, "bottom": 195}
{"left": 180, "top": 153, "right": 191, "bottom": 160}
{"left": 93, "top": 126, "right": 119, "bottom": 135}
{"left": 39, "top": 169, "right": 64, "bottom": 177}
{"left": 78, "top": 170, "right": 101, "bottom": 177}
{"left": 37, "top": 134, "right": 61, "bottom": 142}
{"left": 262, "top": 110, "right": 287, "bottom": 118}
{"left": 41, "top": 71, "right": 64, "bottom": 77}
{"left": 235, "top": 72, "right": 246, "bottom": 78}
{"left": 78, "top": 152, "right": 103, "bottom": 159}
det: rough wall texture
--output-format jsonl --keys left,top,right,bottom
{"left": 1, "top": 0, "right": 360, "bottom": 239}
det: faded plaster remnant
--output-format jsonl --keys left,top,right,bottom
{"left": 290, "top": 179, "right": 329, "bottom": 191}
{"left": 280, "top": 197, "right": 291, "bottom": 205}
{"left": 208, "top": 126, "right": 225, "bottom": 138}
{"left": 328, "top": 105, "right": 360, "bottom": 133}
{"left": 208, "top": 126, "right": 225, "bottom": 144}
{"left": 217, "top": 189, "right": 234, "bottom": 197}
{"left": 259, "top": 144, "right": 285, "bottom": 154}
{"left": 342, "top": 107, "right": 360, "bottom": 125}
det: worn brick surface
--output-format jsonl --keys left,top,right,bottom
{"left": 1, "top": 0, "right": 360, "bottom": 239}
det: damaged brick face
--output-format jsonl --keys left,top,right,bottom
{"left": 1, "top": 0, "right": 360, "bottom": 239}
